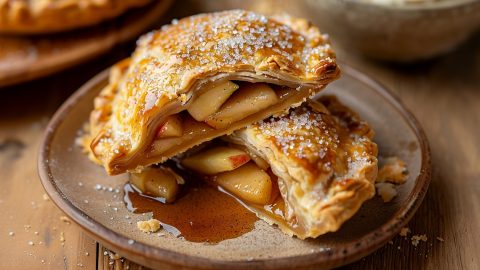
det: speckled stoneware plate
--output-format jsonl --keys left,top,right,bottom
{"left": 0, "top": 0, "right": 173, "bottom": 88}
{"left": 38, "top": 64, "right": 431, "bottom": 270}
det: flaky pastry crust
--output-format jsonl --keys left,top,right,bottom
{"left": 0, "top": 0, "right": 151, "bottom": 34}
{"left": 88, "top": 10, "right": 339, "bottom": 175}
{"left": 230, "top": 96, "right": 378, "bottom": 238}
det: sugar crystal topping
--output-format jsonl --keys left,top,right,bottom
{"left": 124, "top": 9, "right": 335, "bottom": 114}
{"left": 257, "top": 105, "right": 340, "bottom": 162}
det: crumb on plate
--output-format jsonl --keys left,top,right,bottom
{"left": 377, "top": 156, "right": 408, "bottom": 184}
{"left": 376, "top": 182, "right": 397, "bottom": 202}
{"left": 137, "top": 219, "right": 161, "bottom": 233}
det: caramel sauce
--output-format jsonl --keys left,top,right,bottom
{"left": 124, "top": 178, "right": 259, "bottom": 243}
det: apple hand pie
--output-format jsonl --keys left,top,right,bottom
{"left": 178, "top": 96, "right": 378, "bottom": 238}
{"left": 0, "top": 0, "right": 151, "bottom": 34}
{"left": 88, "top": 10, "right": 340, "bottom": 175}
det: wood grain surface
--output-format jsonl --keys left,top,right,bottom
{"left": 1, "top": 1, "right": 479, "bottom": 269}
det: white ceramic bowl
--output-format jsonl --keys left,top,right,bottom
{"left": 192, "top": 0, "right": 480, "bottom": 62}
{"left": 302, "top": 0, "right": 480, "bottom": 62}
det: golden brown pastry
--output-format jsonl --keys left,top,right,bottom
{"left": 88, "top": 10, "right": 340, "bottom": 175}
{"left": 0, "top": 0, "right": 151, "bottom": 34}
{"left": 224, "top": 96, "right": 378, "bottom": 238}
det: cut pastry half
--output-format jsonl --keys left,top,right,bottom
{"left": 87, "top": 10, "right": 340, "bottom": 175}
{"left": 0, "top": 0, "right": 152, "bottom": 34}
{"left": 225, "top": 96, "right": 378, "bottom": 238}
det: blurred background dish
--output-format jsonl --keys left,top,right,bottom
{"left": 0, "top": 0, "right": 173, "bottom": 88}
{"left": 196, "top": 0, "right": 480, "bottom": 62}
{"left": 0, "top": 0, "right": 151, "bottom": 34}
{"left": 303, "top": 0, "right": 480, "bottom": 62}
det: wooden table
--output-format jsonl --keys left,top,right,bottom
{"left": 1, "top": 2, "right": 479, "bottom": 269}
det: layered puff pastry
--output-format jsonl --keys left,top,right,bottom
{"left": 88, "top": 10, "right": 340, "bottom": 175}
{"left": 226, "top": 96, "right": 378, "bottom": 238}
{"left": 0, "top": 0, "right": 151, "bottom": 34}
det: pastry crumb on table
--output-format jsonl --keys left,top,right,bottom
{"left": 399, "top": 227, "right": 410, "bottom": 237}
{"left": 411, "top": 234, "right": 428, "bottom": 247}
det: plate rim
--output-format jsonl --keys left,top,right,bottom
{"left": 38, "top": 64, "right": 431, "bottom": 269}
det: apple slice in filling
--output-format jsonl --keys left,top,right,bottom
{"left": 181, "top": 146, "right": 250, "bottom": 175}
{"left": 214, "top": 162, "right": 272, "bottom": 205}
{"left": 229, "top": 143, "right": 270, "bottom": 170}
{"left": 130, "top": 167, "right": 184, "bottom": 203}
{"left": 187, "top": 81, "right": 239, "bottom": 121}
{"left": 156, "top": 115, "right": 183, "bottom": 139}
{"left": 205, "top": 83, "right": 279, "bottom": 129}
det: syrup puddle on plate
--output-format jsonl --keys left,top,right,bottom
{"left": 122, "top": 158, "right": 293, "bottom": 243}
{"left": 123, "top": 180, "right": 259, "bottom": 243}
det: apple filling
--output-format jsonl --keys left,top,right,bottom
{"left": 130, "top": 144, "right": 303, "bottom": 234}
{"left": 180, "top": 145, "right": 275, "bottom": 204}
{"left": 146, "top": 81, "right": 308, "bottom": 160}
{"left": 131, "top": 145, "right": 276, "bottom": 205}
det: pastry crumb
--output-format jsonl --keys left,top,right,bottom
{"left": 411, "top": 234, "right": 427, "bottom": 246}
{"left": 42, "top": 194, "right": 50, "bottom": 201}
{"left": 399, "top": 227, "right": 410, "bottom": 237}
{"left": 436, "top": 237, "right": 444, "bottom": 242}
{"left": 376, "top": 182, "right": 397, "bottom": 202}
{"left": 60, "top": 216, "right": 71, "bottom": 224}
{"left": 60, "top": 232, "right": 66, "bottom": 245}
{"left": 377, "top": 157, "right": 408, "bottom": 184}
{"left": 137, "top": 219, "right": 161, "bottom": 233}
{"left": 109, "top": 253, "right": 121, "bottom": 260}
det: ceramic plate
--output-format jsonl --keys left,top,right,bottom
{"left": 38, "top": 64, "right": 431, "bottom": 269}
{"left": 0, "top": 0, "right": 172, "bottom": 88}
